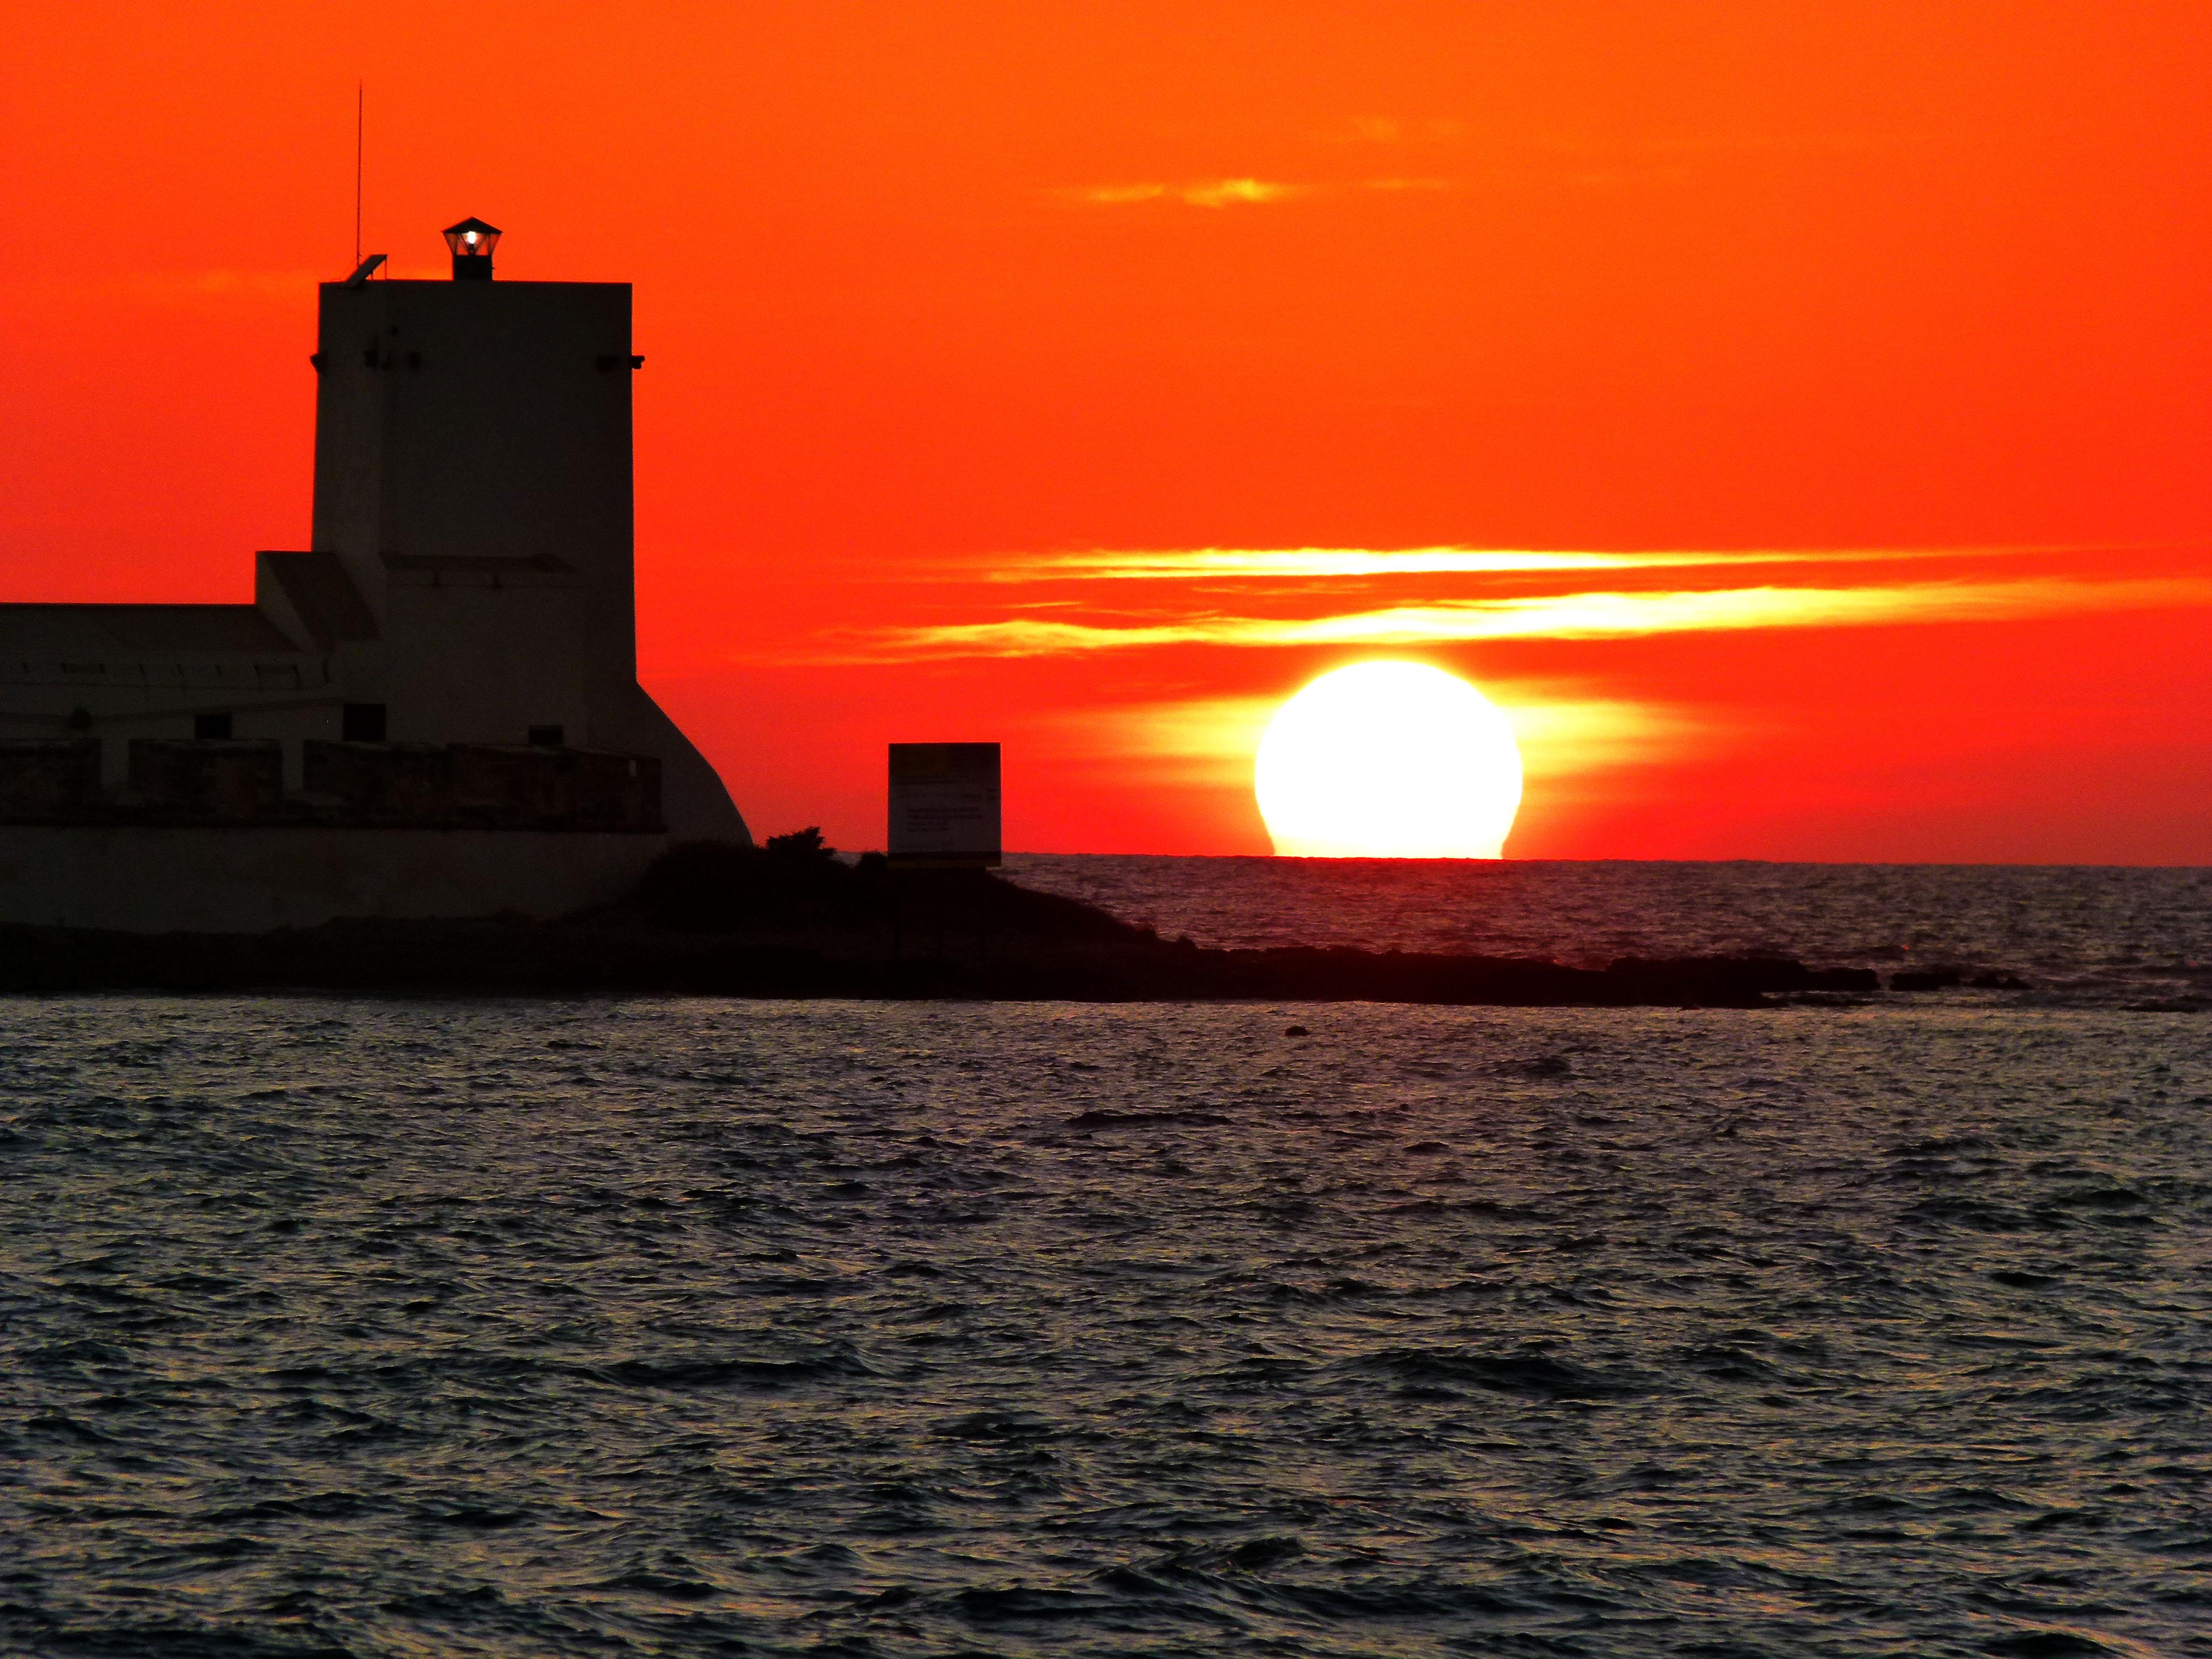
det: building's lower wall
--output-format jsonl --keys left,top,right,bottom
{"left": 0, "top": 827, "right": 669, "bottom": 933}
{"left": 617, "top": 685, "right": 749, "bottom": 844}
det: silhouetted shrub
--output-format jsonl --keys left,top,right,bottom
{"left": 764, "top": 826, "right": 833, "bottom": 864}
{"left": 632, "top": 837, "right": 1151, "bottom": 942}
{"left": 634, "top": 834, "right": 867, "bottom": 930}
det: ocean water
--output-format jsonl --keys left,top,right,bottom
{"left": 6, "top": 982, "right": 2209, "bottom": 1656}
{"left": 1007, "top": 857, "right": 2212, "bottom": 1009}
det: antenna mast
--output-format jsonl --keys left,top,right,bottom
{"left": 353, "top": 83, "right": 364, "bottom": 269}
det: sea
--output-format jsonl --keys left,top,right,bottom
{"left": 4, "top": 859, "right": 2207, "bottom": 1658}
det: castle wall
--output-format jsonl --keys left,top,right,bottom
{"left": 0, "top": 826, "right": 667, "bottom": 933}
{"left": 312, "top": 281, "right": 635, "bottom": 657}
{"left": 375, "top": 577, "right": 597, "bottom": 745}
{"left": 303, "top": 274, "right": 746, "bottom": 842}
{"left": 0, "top": 244, "right": 749, "bottom": 939}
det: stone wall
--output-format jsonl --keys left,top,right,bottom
{"left": 0, "top": 825, "right": 667, "bottom": 932}
{"left": 0, "top": 741, "right": 103, "bottom": 822}
{"left": 0, "top": 740, "right": 663, "bottom": 831}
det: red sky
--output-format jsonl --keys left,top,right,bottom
{"left": 4, "top": 2, "right": 2207, "bottom": 859}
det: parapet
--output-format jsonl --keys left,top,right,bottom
{"left": 0, "top": 740, "right": 663, "bottom": 832}
{"left": 301, "top": 741, "right": 662, "bottom": 831}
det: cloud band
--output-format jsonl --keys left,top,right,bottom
{"left": 832, "top": 577, "right": 2212, "bottom": 662}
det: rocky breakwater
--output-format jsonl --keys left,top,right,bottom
{"left": 0, "top": 833, "right": 1991, "bottom": 1005}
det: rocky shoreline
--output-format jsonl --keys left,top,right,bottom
{"left": 0, "top": 913, "right": 1901, "bottom": 1004}
{"left": 0, "top": 837, "right": 1971, "bottom": 1005}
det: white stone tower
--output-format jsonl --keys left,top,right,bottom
{"left": 0, "top": 218, "right": 749, "bottom": 932}
{"left": 306, "top": 218, "right": 745, "bottom": 839}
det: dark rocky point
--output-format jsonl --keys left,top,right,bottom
{"left": 1890, "top": 968, "right": 1965, "bottom": 992}
{"left": 0, "top": 833, "right": 2021, "bottom": 1006}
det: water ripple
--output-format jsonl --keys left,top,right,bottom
{"left": 2, "top": 997, "right": 2208, "bottom": 1656}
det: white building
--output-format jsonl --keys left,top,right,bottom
{"left": 0, "top": 219, "right": 749, "bottom": 932}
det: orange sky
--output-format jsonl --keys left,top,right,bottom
{"left": 4, "top": 2, "right": 2208, "bottom": 859}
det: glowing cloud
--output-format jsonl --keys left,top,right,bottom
{"left": 1073, "top": 179, "right": 1302, "bottom": 207}
{"left": 832, "top": 578, "right": 2212, "bottom": 662}
{"left": 1036, "top": 688, "right": 1695, "bottom": 792}
{"left": 1064, "top": 178, "right": 1443, "bottom": 209}
{"left": 969, "top": 545, "right": 2006, "bottom": 583}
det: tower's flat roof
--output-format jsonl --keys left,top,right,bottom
{"left": 319, "top": 278, "right": 630, "bottom": 292}
{"left": 260, "top": 551, "right": 379, "bottom": 646}
{"left": 0, "top": 604, "right": 304, "bottom": 657}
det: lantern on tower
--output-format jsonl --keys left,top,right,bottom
{"left": 442, "top": 217, "right": 502, "bottom": 281}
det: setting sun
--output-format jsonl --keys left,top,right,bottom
{"left": 1254, "top": 662, "right": 1523, "bottom": 858}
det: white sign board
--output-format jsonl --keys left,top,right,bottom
{"left": 887, "top": 743, "right": 1001, "bottom": 866}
